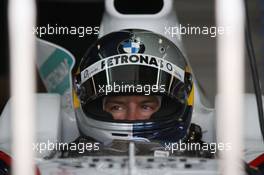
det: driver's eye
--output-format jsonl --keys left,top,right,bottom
{"left": 141, "top": 105, "right": 152, "bottom": 111}
{"left": 110, "top": 105, "right": 123, "bottom": 111}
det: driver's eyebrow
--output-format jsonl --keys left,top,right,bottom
{"left": 140, "top": 100, "right": 158, "bottom": 104}
{"left": 104, "top": 100, "right": 125, "bottom": 105}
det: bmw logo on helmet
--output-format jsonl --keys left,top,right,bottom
{"left": 118, "top": 39, "right": 145, "bottom": 54}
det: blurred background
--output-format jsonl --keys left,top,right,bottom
{"left": 0, "top": 0, "right": 263, "bottom": 111}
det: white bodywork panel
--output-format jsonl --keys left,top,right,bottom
{"left": 243, "top": 94, "right": 264, "bottom": 161}
{"left": 0, "top": 94, "right": 80, "bottom": 158}
{"left": 0, "top": 94, "right": 62, "bottom": 158}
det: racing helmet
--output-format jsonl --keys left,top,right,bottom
{"left": 74, "top": 29, "right": 194, "bottom": 145}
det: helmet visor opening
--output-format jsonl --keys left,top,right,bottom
{"left": 81, "top": 95, "right": 187, "bottom": 123}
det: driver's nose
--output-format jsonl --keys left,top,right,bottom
{"left": 125, "top": 104, "right": 140, "bottom": 120}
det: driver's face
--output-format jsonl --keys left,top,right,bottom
{"left": 103, "top": 96, "right": 161, "bottom": 120}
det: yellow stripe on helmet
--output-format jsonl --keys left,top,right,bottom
{"left": 187, "top": 83, "right": 194, "bottom": 106}
{"left": 73, "top": 90, "right": 80, "bottom": 109}
{"left": 185, "top": 66, "right": 194, "bottom": 106}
